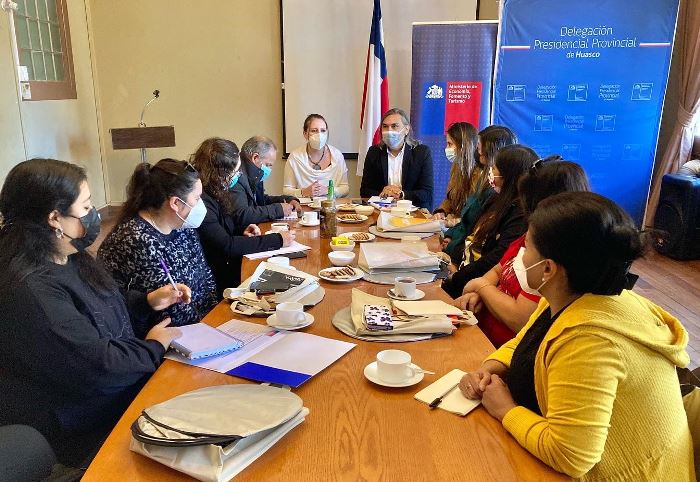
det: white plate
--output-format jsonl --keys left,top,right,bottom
{"left": 364, "top": 361, "right": 424, "bottom": 388}
{"left": 318, "top": 266, "right": 364, "bottom": 283}
{"left": 340, "top": 231, "right": 376, "bottom": 243}
{"left": 298, "top": 220, "right": 320, "bottom": 227}
{"left": 266, "top": 312, "right": 314, "bottom": 330}
{"left": 368, "top": 226, "right": 435, "bottom": 240}
{"left": 387, "top": 288, "right": 426, "bottom": 301}
{"left": 337, "top": 203, "right": 359, "bottom": 212}
{"left": 337, "top": 214, "right": 368, "bottom": 224}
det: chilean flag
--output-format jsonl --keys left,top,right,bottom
{"left": 357, "top": 0, "right": 389, "bottom": 176}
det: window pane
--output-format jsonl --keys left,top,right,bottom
{"left": 39, "top": 21, "right": 50, "bottom": 51}
{"left": 53, "top": 53, "right": 64, "bottom": 80}
{"left": 15, "top": 0, "right": 26, "bottom": 16}
{"left": 32, "top": 51, "right": 46, "bottom": 80}
{"left": 15, "top": 18, "right": 31, "bottom": 50}
{"left": 37, "top": 0, "right": 48, "bottom": 21}
{"left": 47, "top": 0, "right": 58, "bottom": 22}
{"left": 28, "top": 19, "right": 40, "bottom": 49}
{"left": 26, "top": 0, "right": 37, "bottom": 18}
{"left": 19, "top": 50, "right": 34, "bottom": 80}
{"left": 50, "top": 23, "right": 61, "bottom": 52}
{"left": 44, "top": 53, "right": 56, "bottom": 80}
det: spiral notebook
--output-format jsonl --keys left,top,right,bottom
{"left": 170, "top": 323, "right": 244, "bottom": 360}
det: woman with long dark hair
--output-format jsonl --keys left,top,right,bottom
{"left": 192, "top": 137, "right": 294, "bottom": 294}
{"left": 442, "top": 144, "right": 538, "bottom": 298}
{"left": 0, "top": 159, "right": 184, "bottom": 466}
{"left": 454, "top": 159, "right": 590, "bottom": 347}
{"left": 441, "top": 125, "right": 517, "bottom": 263}
{"left": 98, "top": 158, "right": 218, "bottom": 333}
{"left": 459, "top": 192, "right": 693, "bottom": 481}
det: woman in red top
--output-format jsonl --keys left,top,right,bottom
{"left": 454, "top": 158, "right": 590, "bottom": 347}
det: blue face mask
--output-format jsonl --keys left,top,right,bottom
{"left": 229, "top": 171, "right": 241, "bottom": 189}
{"left": 260, "top": 165, "right": 272, "bottom": 182}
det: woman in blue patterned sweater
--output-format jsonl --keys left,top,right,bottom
{"left": 98, "top": 159, "right": 218, "bottom": 336}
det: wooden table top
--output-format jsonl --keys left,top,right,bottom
{"left": 84, "top": 205, "right": 566, "bottom": 481}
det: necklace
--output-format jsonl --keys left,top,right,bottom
{"left": 142, "top": 211, "right": 168, "bottom": 234}
{"left": 308, "top": 146, "right": 326, "bottom": 170}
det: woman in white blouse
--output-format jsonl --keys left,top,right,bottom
{"left": 283, "top": 114, "right": 350, "bottom": 198}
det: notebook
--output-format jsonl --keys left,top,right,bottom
{"left": 170, "top": 323, "right": 244, "bottom": 360}
{"left": 414, "top": 369, "right": 481, "bottom": 416}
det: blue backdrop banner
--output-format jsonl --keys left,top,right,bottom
{"left": 493, "top": 0, "right": 679, "bottom": 224}
{"left": 410, "top": 22, "right": 498, "bottom": 211}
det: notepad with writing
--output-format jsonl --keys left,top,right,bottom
{"left": 170, "top": 323, "right": 243, "bottom": 360}
{"left": 414, "top": 369, "right": 481, "bottom": 416}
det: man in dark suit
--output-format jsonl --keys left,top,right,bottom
{"left": 229, "top": 136, "right": 302, "bottom": 226}
{"left": 360, "top": 108, "right": 434, "bottom": 209}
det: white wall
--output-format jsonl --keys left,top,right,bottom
{"left": 0, "top": 0, "right": 105, "bottom": 206}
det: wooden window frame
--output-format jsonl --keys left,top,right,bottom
{"left": 13, "top": 0, "right": 76, "bottom": 100}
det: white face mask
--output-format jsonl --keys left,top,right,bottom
{"left": 444, "top": 147, "right": 456, "bottom": 162}
{"left": 512, "top": 247, "right": 547, "bottom": 295}
{"left": 176, "top": 198, "right": 207, "bottom": 230}
{"left": 308, "top": 132, "right": 328, "bottom": 151}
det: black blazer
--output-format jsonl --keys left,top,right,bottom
{"left": 441, "top": 201, "right": 527, "bottom": 298}
{"left": 360, "top": 143, "right": 434, "bottom": 209}
{"left": 229, "top": 160, "right": 297, "bottom": 227}
{"left": 198, "top": 191, "right": 283, "bottom": 295}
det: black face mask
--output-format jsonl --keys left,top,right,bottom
{"left": 64, "top": 207, "right": 101, "bottom": 251}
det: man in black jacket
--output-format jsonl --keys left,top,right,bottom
{"left": 230, "top": 136, "right": 302, "bottom": 226}
{"left": 360, "top": 108, "right": 434, "bottom": 209}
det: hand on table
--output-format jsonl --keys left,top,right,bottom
{"left": 145, "top": 318, "right": 182, "bottom": 351}
{"left": 280, "top": 230, "right": 296, "bottom": 247}
{"left": 432, "top": 212, "right": 446, "bottom": 221}
{"left": 147, "top": 283, "right": 192, "bottom": 311}
{"left": 440, "top": 236, "right": 451, "bottom": 249}
{"left": 281, "top": 202, "right": 294, "bottom": 216}
{"left": 290, "top": 200, "right": 303, "bottom": 213}
{"left": 481, "top": 375, "right": 517, "bottom": 422}
{"left": 453, "top": 292, "right": 482, "bottom": 313}
{"left": 244, "top": 224, "right": 261, "bottom": 237}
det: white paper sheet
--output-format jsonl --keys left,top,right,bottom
{"left": 414, "top": 369, "right": 481, "bottom": 416}
{"left": 244, "top": 241, "right": 311, "bottom": 260}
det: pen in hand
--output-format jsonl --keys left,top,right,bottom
{"left": 158, "top": 256, "right": 182, "bottom": 302}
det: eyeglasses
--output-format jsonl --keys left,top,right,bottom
{"left": 530, "top": 155, "right": 563, "bottom": 174}
{"left": 153, "top": 159, "right": 197, "bottom": 177}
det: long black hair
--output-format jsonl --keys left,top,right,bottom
{"left": 0, "top": 158, "right": 115, "bottom": 291}
{"left": 471, "top": 144, "right": 538, "bottom": 249}
{"left": 478, "top": 125, "right": 518, "bottom": 168}
{"left": 191, "top": 138, "right": 240, "bottom": 215}
{"left": 518, "top": 158, "right": 590, "bottom": 217}
{"left": 113, "top": 158, "right": 200, "bottom": 229}
{"left": 529, "top": 192, "right": 646, "bottom": 295}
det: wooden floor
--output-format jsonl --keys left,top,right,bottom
{"left": 95, "top": 206, "right": 700, "bottom": 369}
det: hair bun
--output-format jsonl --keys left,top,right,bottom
{"left": 608, "top": 224, "right": 645, "bottom": 263}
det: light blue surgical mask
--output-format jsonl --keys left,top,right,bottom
{"left": 444, "top": 147, "right": 456, "bottom": 162}
{"left": 382, "top": 129, "right": 405, "bottom": 150}
{"left": 175, "top": 198, "right": 207, "bottom": 230}
{"left": 229, "top": 171, "right": 241, "bottom": 189}
{"left": 260, "top": 165, "right": 272, "bottom": 182}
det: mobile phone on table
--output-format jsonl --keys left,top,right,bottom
{"left": 285, "top": 251, "right": 308, "bottom": 259}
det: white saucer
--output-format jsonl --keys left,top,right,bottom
{"left": 363, "top": 361, "right": 424, "bottom": 388}
{"left": 266, "top": 313, "right": 314, "bottom": 330}
{"left": 298, "top": 220, "right": 320, "bottom": 227}
{"left": 387, "top": 288, "right": 425, "bottom": 301}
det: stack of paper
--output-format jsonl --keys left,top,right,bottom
{"left": 242, "top": 262, "right": 320, "bottom": 304}
{"left": 376, "top": 211, "right": 442, "bottom": 233}
{"left": 414, "top": 369, "right": 481, "bottom": 416}
{"left": 358, "top": 242, "right": 440, "bottom": 274}
{"left": 244, "top": 241, "right": 311, "bottom": 260}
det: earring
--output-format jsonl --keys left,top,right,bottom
{"left": 55, "top": 227, "right": 64, "bottom": 239}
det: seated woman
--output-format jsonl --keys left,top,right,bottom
{"left": 441, "top": 144, "right": 538, "bottom": 298}
{"left": 460, "top": 191, "right": 693, "bottom": 481}
{"left": 432, "top": 122, "right": 478, "bottom": 224}
{"left": 98, "top": 159, "right": 218, "bottom": 335}
{"left": 0, "top": 159, "right": 184, "bottom": 466}
{"left": 360, "top": 108, "right": 434, "bottom": 209}
{"left": 442, "top": 125, "right": 517, "bottom": 264}
{"left": 283, "top": 114, "right": 350, "bottom": 198}
{"left": 454, "top": 159, "right": 590, "bottom": 347}
{"left": 192, "top": 137, "right": 295, "bottom": 294}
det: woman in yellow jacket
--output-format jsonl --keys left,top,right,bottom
{"left": 461, "top": 191, "right": 694, "bottom": 481}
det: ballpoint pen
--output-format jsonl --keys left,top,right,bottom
{"left": 158, "top": 256, "right": 180, "bottom": 297}
{"left": 429, "top": 382, "right": 460, "bottom": 409}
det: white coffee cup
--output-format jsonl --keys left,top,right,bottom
{"left": 396, "top": 200, "right": 413, "bottom": 210}
{"left": 394, "top": 276, "right": 417, "bottom": 298}
{"left": 376, "top": 349, "right": 417, "bottom": 383}
{"left": 274, "top": 302, "right": 306, "bottom": 326}
{"left": 301, "top": 211, "right": 319, "bottom": 224}
{"left": 268, "top": 256, "right": 290, "bottom": 267}
{"left": 401, "top": 235, "right": 421, "bottom": 243}
{"left": 270, "top": 222, "right": 289, "bottom": 232}
{"left": 222, "top": 287, "right": 247, "bottom": 299}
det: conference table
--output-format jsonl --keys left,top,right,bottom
{"left": 84, "top": 205, "right": 566, "bottom": 481}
